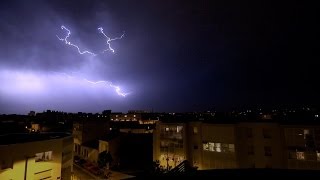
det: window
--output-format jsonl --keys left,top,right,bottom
{"left": 35, "top": 151, "right": 53, "bottom": 162}
{"left": 229, "top": 144, "right": 235, "bottom": 152}
{"left": 203, "top": 143, "right": 209, "bottom": 151}
{"left": 165, "top": 127, "right": 169, "bottom": 131}
{"left": 289, "top": 152, "right": 297, "bottom": 159}
{"left": 265, "top": 163, "right": 272, "bottom": 168}
{"left": 317, "top": 152, "right": 320, "bottom": 161}
{"left": 296, "top": 152, "right": 305, "bottom": 160}
{"left": 203, "top": 142, "right": 234, "bottom": 153}
{"left": 177, "top": 126, "right": 183, "bottom": 133}
{"left": 193, "top": 127, "right": 198, "bottom": 134}
{"left": 160, "top": 141, "right": 169, "bottom": 147}
{"left": 263, "top": 128, "right": 272, "bottom": 139}
{"left": 222, "top": 143, "right": 229, "bottom": 152}
{"left": 248, "top": 145, "right": 254, "bottom": 155}
{"left": 246, "top": 128, "right": 253, "bottom": 138}
{"left": 215, "top": 143, "right": 221, "bottom": 152}
{"left": 264, "top": 146, "right": 272, "bottom": 156}
{"left": 208, "top": 142, "right": 215, "bottom": 151}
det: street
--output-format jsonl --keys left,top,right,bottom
{"left": 71, "top": 164, "right": 134, "bottom": 180}
{"left": 72, "top": 165, "right": 98, "bottom": 180}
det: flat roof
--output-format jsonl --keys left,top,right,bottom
{"left": 0, "top": 132, "right": 72, "bottom": 145}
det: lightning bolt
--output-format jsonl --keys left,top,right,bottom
{"left": 57, "top": 25, "right": 125, "bottom": 55}
{"left": 56, "top": 25, "right": 97, "bottom": 56}
{"left": 98, "top": 27, "right": 125, "bottom": 53}
{"left": 53, "top": 72, "right": 129, "bottom": 97}
{"left": 84, "top": 79, "right": 129, "bottom": 97}
{"left": 55, "top": 26, "right": 128, "bottom": 96}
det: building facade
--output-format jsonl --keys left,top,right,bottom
{"left": 153, "top": 120, "right": 320, "bottom": 170}
{"left": 0, "top": 133, "right": 73, "bottom": 180}
{"left": 283, "top": 125, "right": 320, "bottom": 169}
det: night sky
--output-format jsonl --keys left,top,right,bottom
{"left": 0, "top": 0, "right": 318, "bottom": 114}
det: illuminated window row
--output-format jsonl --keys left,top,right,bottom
{"left": 289, "top": 151, "right": 320, "bottom": 161}
{"left": 111, "top": 118, "right": 137, "bottom": 121}
{"left": 161, "top": 126, "right": 183, "bottom": 133}
{"left": 203, "top": 142, "right": 235, "bottom": 153}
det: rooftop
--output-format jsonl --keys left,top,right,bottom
{"left": 0, "top": 132, "right": 72, "bottom": 145}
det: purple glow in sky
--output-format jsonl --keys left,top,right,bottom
{"left": 2, "top": 0, "right": 318, "bottom": 114}
{"left": 0, "top": 69, "right": 131, "bottom": 114}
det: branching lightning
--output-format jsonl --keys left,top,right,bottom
{"left": 98, "top": 27, "right": 125, "bottom": 53}
{"left": 57, "top": 26, "right": 97, "bottom": 56}
{"left": 55, "top": 25, "right": 129, "bottom": 97}
{"left": 57, "top": 25, "right": 125, "bottom": 55}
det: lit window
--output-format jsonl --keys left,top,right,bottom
{"left": 203, "top": 143, "right": 209, "bottom": 151}
{"left": 296, "top": 152, "right": 305, "bottom": 160}
{"left": 165, "top": 127, "right": 169, "bottom": 131}
{"left": 124, "top": 115, "right": 127, "bottom": 117}
{"left": 134, "top": 115, "right": 136, "bottom": 117}
{"left": 35, "top": 151, "right": 52, "bottom": 162}
{"left": 315, "top": 115, "right": 319, "bottom": 118}
{"left": 215, "top": 143, "right": 221, "bottom": 152}
{"left": 116, "top": 115, "right": 118, "bottom": 117}
{"left": 193, "top": 127, "right": 198, "bottom": 134}
{"left": 177, "top": 126, "right": 183, "bottom": 133}
{"left": 208, "top": 142, "right": 215, "bottom": 151}
{"left": 317, "top": 152, "right": 320, "bottom": 161}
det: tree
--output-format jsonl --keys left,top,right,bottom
{"left": 98, "top": 151, "right": 113, "bottom": 168}
{"left": 151, "top": 160, "right": 164, "bottom": 174}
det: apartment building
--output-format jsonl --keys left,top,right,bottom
{"left": 154, "top": 121, "right": 237, "bottom": 170}
{"left": 73, "top": 115, "right": 110, "bottom": 158}
{"left": 283, "top": 124, "right": 320, "bottom": 169}
{"left": 0, "top": 132, "right": 73, "bottom": 180}
{"left": 153, "top": 117, "right": 320, "bottom": 170}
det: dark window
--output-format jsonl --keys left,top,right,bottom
{"left": 248, "top": 145, "right": 254, "bottom": 155}
{"left": 264, "top": 146, "right": 272, "bottom": 156}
